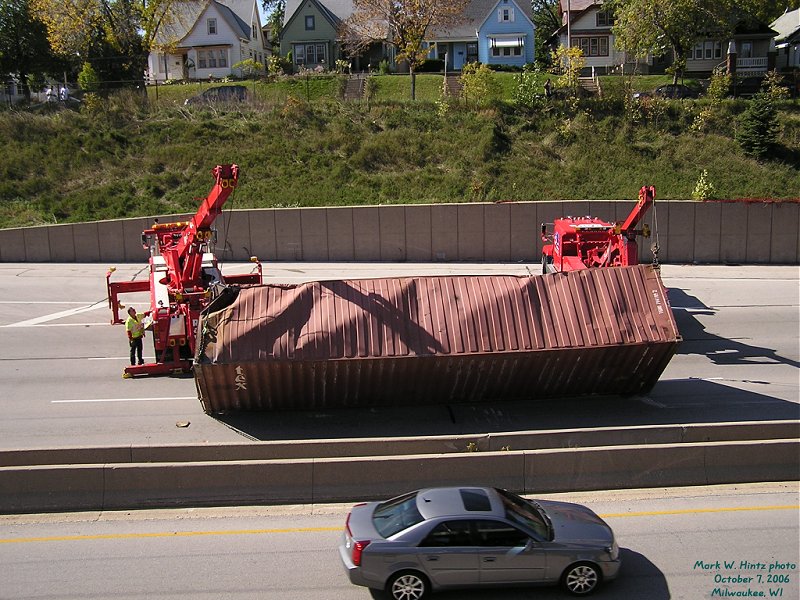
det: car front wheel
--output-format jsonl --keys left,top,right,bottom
{"left": 562, "top": 562, "right": 601, "bottom": 595}
{"left": 387, "top": 571, "right": 429, "bottom": 600}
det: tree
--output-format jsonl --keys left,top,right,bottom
{"left": 530, "top": 0, "right": 560, "bottom": 68}
{"left": 29, "top": 0, "right": 195, "bottom": 86}
{"left": 340, "top": 0, "right": 469, "bottom": 100}
{"left": 607, "top": 1, "right": 793, "bottom": 85}
{"left": 261, "top": 0, "right": 284, "bottom": 53}
{"left": 736, "top": 90, "right": 779, "bottom": 159}
{"left": 0, "top": 0, "right": 59, "bottom": 99}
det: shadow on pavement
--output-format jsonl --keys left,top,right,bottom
{"left": 367, "top": 549, "right": 669, "bottom": 600}
{"left": 669, "top": 287, "right": 799, "bottom": 369}
{"left": 215, "top": 378, "right": 798, "bottom": 441}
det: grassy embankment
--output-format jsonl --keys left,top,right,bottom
{"left": 0, "top": 72, "right": 797, "bottom": 229}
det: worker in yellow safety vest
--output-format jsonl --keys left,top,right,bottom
{"left": 125, "top": 307, "right": 149, "bottom": 366}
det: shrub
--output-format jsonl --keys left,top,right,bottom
{"left": 692, "top": 169, "right": 715, "bottom": 200}
{"left": 735, "top": 91, "right": 779, "bottom": 159}
{"left": 460, "top": 62, "right": 502, "bottom": 107}
{"left": 706, "top": 68, "right": 731, "bottom": 102}
{"left": 77, "top": 62, "right": 101, "bottom": 94}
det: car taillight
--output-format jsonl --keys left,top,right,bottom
{"left": 352, "top": 540, "right": 371, "bottom": 566}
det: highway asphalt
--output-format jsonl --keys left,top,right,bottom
{"left": 0, "top": 262, "right": 797, "bottom": 450}
{"left": 0, "top": 482, "right": 797, "bottom": 600}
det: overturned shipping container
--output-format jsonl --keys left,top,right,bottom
{"left": 194, "top": 265, "right": 681, "bottom": 413}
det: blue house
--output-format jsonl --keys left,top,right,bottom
{"left": 427, "top": 0, "right": 535, "bottom": 70}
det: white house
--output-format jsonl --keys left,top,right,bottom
{"left": 772, "top": 8, "right": 800, "bottom": 70}
{"left": 147, "top": 0, "right": 267, "bottom": 82}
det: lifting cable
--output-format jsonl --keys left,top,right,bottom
{"left": 650, "top": 196, "right": 661, "bottom": 269}
{"left": 219, "top": 180, "right": 237, "bottom": 269}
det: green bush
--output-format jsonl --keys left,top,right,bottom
{"left": 735, "top": 92, "right": 779, "bottom": 159}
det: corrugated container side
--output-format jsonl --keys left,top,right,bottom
{"left": 194, "top": 265, "right": 680, "bottom": 413}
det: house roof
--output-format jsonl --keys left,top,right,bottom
{"left": 155, "top": 0, "right": 256, "bottom": 47}
{"left": 558, "top": 0, "right": 599, "bottom": 13}
{"left": 427, "top": 0, "right": 496, "bottom": 41}
{"left": 771, "top": 8, "right": 800, "bottom": 42}
{"left": 283, "top": 0, "right": 354, "bottom": 27}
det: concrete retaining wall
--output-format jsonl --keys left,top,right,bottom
{"left": 1, "top": 201, "right": 798, "bottom": 265}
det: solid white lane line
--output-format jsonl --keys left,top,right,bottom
{"left": 4, "top": 304, "right": 106, "bottom": 327}
{"left": 51, "top": 397, "right": 196, "bottom": 404}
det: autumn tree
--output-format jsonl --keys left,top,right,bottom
{"left": 30, "top": 0, "right": 197, "bottom": 86}
{"left": 340, "top": 0, "right": 468, "bottom": 100}
{"left": 0, "top": 0, "right": 60, "bottom": 99}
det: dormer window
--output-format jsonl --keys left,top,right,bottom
{"left": 498, "top": 7, "right": 514, "bottom": 22}
{"left": 207, "top": 18, "right": 217, "bottom": 35}
{"left": 597, "top": 11, "right": 615, "bottom": 27}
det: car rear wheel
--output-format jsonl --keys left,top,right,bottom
{"left": 562, "top": 562, "right": 601, "bottom": 595}
{"left": 387, "top": 571, "right": 429, "bottom": 600}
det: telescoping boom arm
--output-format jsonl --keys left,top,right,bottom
{"left": 106, "top": 164, "right": 261, "bottom": 378}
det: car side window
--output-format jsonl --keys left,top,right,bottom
{"left": 474, "top": 519, "right": 530, "bottom": 547}
{"left": 420, "top": 520, "right": 473, "bottom": 547}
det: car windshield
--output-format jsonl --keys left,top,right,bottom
{"left": 496, "top": 488, "right": 551, "bottom": 540}
{"left": 372, "top": 491, "right": 424, "bottom": 538}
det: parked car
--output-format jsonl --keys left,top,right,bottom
{"left": 184, "top": 85, "right": 248, "bottom": 105}
{"left": 653, "top": 83, "right": 698, "bottom": 99}
{"left": 339, "top": 487, "right": 621, "bottom": 599}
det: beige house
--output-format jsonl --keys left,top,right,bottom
{"left": 147, "top": 0, "right": 268, "bottom": 82}
{"left": 549, "top": 0, "right": 660, "bottom": 74}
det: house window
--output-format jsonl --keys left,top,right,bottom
{"left": 694, "top": 42, "right": 703, "bottom": 60}
{"left": 498, "top": 7, "right": 514, "bottom": 22}
{"left": 573, "top": 36, "right": 609, "bottom": 57}
{"left": 198, "top": 51, "right": 207, "bottom": 69}
{"left": 740, "top": 41, "right": 753, "bottom": 58}
{"left": 207, "top": 18, "right": 217, "bottom": 35}
{"left": 305, "top": 15, "right": 315, "bottom": 30}
{"left": 208, "top": 51, "right": 217, "bottom": 68}
{"left": 294, "top": 43, "right": 327, "bottom": 65}
{"left": 252, "top": 24, "right": 258, "bottom": 38}
{"left": 597, "top": 11, "right": 615, "bottom": 27}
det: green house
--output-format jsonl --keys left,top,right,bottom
{"left": 280, "top": 0, "right": 389, "bottom": 72}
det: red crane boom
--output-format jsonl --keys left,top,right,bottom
{"left": 106, "top": 164, "right": 261, "bottom": 377}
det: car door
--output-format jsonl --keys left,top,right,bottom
{"left": 416, "top": 519, "right": 481, "bottom": 587}
{"left": 474, "top": 519, "right": 547, "bottom": 584}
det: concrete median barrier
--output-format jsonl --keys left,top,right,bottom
{"left": 523, "top": 444, "right": 707, "bottom": 493}
{"left": 310, "top": 452, "right": 525, "bottom": 503}
{"left": 0, "top": 431, "right": 796, "bottom": 514}
{"left": 0, "top": 465, "right": 105, "bottom": 513}
{"left": 102, "top": 459, "right": 315, "bottom": 510}
{"left": 1, "top": 421, "right": 797, "bottom": 467}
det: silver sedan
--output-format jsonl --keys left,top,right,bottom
{"left": 339, "top": 487, "right": 620, "bottom": 599}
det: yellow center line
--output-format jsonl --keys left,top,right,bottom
{"left": 0, "top": 505, "right": 796, "bottom": 545}
{"left": 599, "top": 504, "right": 799, "bottom": 519}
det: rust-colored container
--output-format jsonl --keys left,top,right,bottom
{"left": 194, "top": 265, "right": 681, "bottom": 413}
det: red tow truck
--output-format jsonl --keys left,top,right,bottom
{"left": 541, "top": 185, "right": 657, "bottom": 273}
{"left": 106, "top": 164, "right": 262, "bottom": 377}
